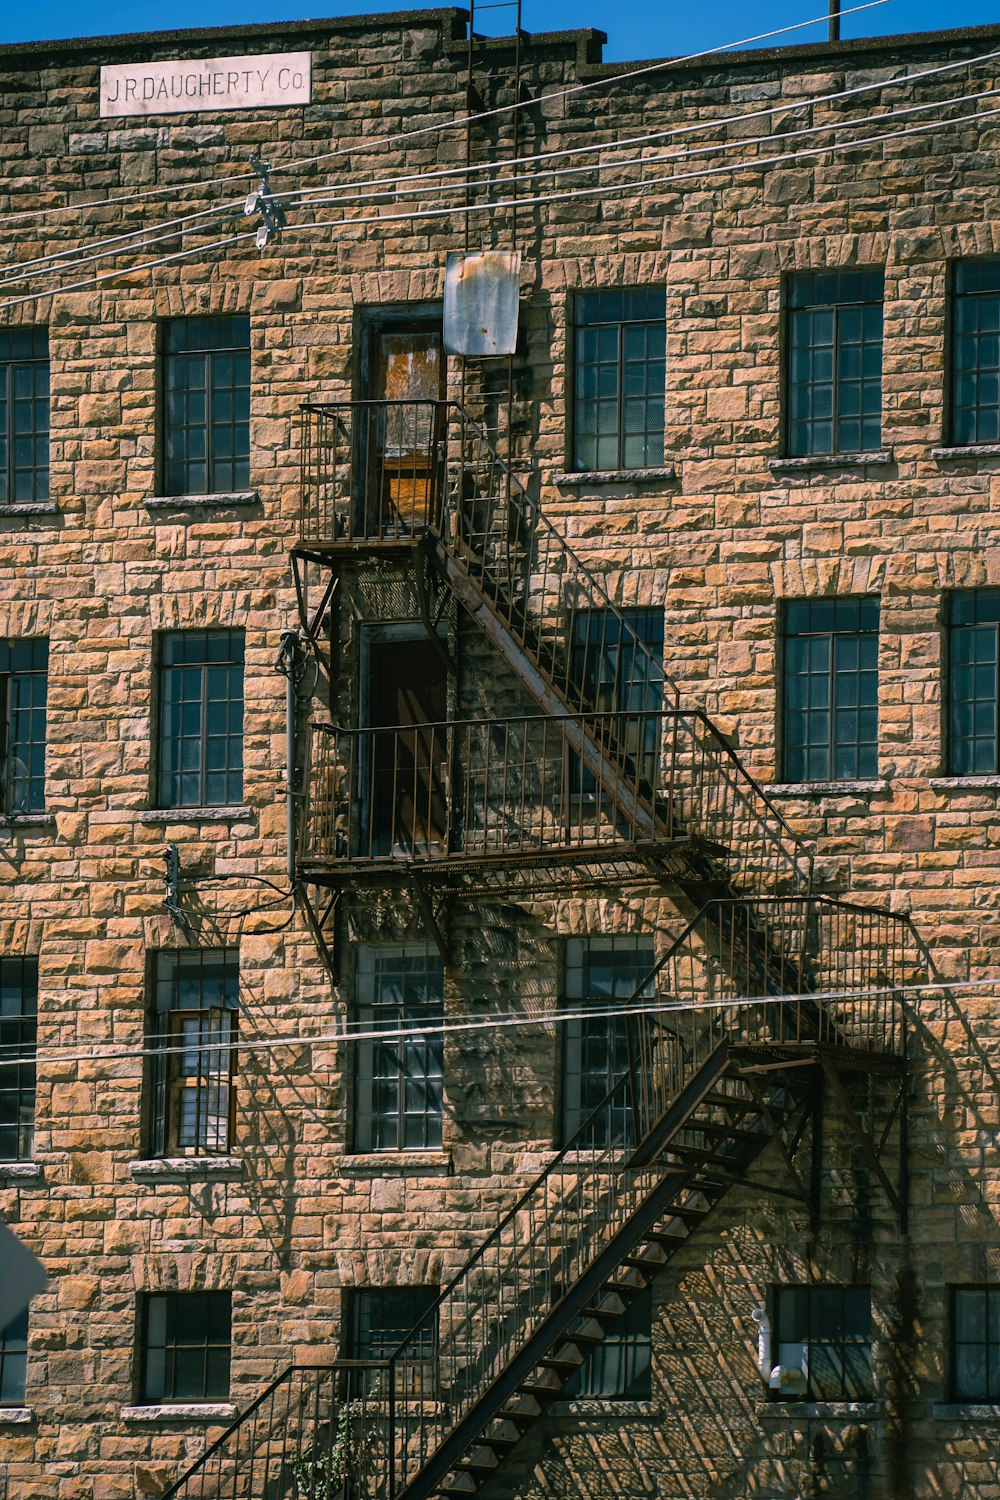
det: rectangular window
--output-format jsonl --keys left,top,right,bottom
{"left": 951, "top": 260, "right": 1000, "bottom": 446}
{"left": 0, "top": 329, "right": 49, "bottom": 506}
{"left": 570, "top": 608, "right": 664, "bottom": 792}
{"left": 141, "top": 1291, "right": 231, "bottom": 1403}
{"left": 157, "top": 630, "right": 244, "bottom": 808}
{"left": 147, "top": 950, "right": 238, "bottom": 1158}
{"left": 782, "top": 599, "right": 879, "bottom": 783}
{"left": 573, "top": 289, "right": 666, "bottom": 472}
{"left": 787, "top": 269, "right": 883, "bottom": 458}
{"left": 562, "top": 936, "right": 655, "bottom": 1148}
{"left": 562, "top": 1286, "right": 652, "bottom": 1400}
{"left": 354, "top": 945, "right": 444, "bottom": 1152}
{"left": 948, "top": 590, "right": 1000, "bottom": 774}
{"left": 0, "top": 958, "right": 37, "bottom": 1164}
{"left": 0, "top": 639, "right": 48, "bottom": 815}
{"left": 773, "top": 1286, "right": 871, "bottom": 1401}
{"left": 0, "top": 1310, "right": 28, "bottom": 1405}
{"left": 162, "top": 316, "right": 250, "bottom": 496}
{"left": 951, "top": 1286, "right": 1000, "bottom": 1401}
{"left": 348, "top": 1287, "right": 438, "bottom": 1397}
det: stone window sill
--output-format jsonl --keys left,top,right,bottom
{"left": 0, "top": 1162, "right": 43, "bottom": 1183}
{"left": 0, "top": 1407, "right": 33, "bottom": 1424}
{"left": 932, "top": 1402, "right": 1000, "bottom": 1419}
{"left": 932, "top": 445, "right": 1000, "bottom": 460}
{"left": 129, "top": 1157, "right": 243, "bottom": 1183}
{"left": 768, "top": 452, "right": 891, "bottom": 473}
{"left": 138, "top": 806, "right": 252, "bottom": 824}
{"left": 929, "top": 775, "right": 1000, "bottom": 790}
{"left": 552, "top": 466, "right": 677, "bottom": 486}
{"left": 555, "top": 1398, "right": 660, "bottom": 1417}
{"left": 121, "top": 1403, "right": 238, "bottom": 1423}
{"left": 0, "top": 815, "right": 54, "bottom": 830}
{"left": 337, "top": 1151, "right": 452, "bottom": 1177}
{"left": 144, "top": 491, "right": 258, "bottom": 510}
{"left": 763, "top": 780, "right": 889, "bottom": 797}
{"left": 0, "top": 502, "right": 59, "bottom": 518}
{"left": 759, "top": 1401, "right": 881, "bottom": 1418}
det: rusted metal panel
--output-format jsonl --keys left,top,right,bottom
{"left": 443, "top": 251, "right": 521, "bottom": 356}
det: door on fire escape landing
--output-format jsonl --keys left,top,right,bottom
{"left": 363, "top": 317, "right": 445, "bottom": 536}
{"left": 364, "top": 631, "right": 449, "bottom": 858}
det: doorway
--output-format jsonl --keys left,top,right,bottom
{"left": 361, "top": 311, "right": 445, "bottom": 534}
{"left": 364, "top": 632, "right": 449, "bottom": 857}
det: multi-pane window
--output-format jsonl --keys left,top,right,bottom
{"left": 0, "top": 640, "right": 47, "bottom": 815}
{"left": 570, "top": 608, "right": 664, "bottom": 791}
{"left": 782, "top": 599, "right": 879, "bottom": 783}
{"left": 147, "top": 950, "right": 238, "bottom": 1158}
{"left": 348, "top": 1287, "right": 438, "bottom": 1396}
{"left": 562, "top": 936, "right": 655, "bottom": 1148}
{"left": 157, "top": 630, "right": 244, "bottom": 808}
{"left": 354, "top": 945, "right": 444, "bottom": 1152}
{"left": 951, "top": 261, "right": 1000, "bottom": 446}
{"left": 562, "top": 1287, "right": 652, "bottom": 1400}
{"left": 0, "top": 329, "right": 49, "bottom": 506}
{"left": 773, "top": 1286, "right": 872, "bottom": 1402}
{"left": 0, "top": 958, "right": 37, "bottom": 1164}
{"left": 141, "top": 1292, "right": 231, "bottom": 1403}
{"left": 951, "top": 1286, "right": 1000, "bottom": 1401}
{"left": 786, "top": 270, "right": 883, "bottom": 457}
{"left": 948, "top": 590, "right": 1000, "bottom": 775}
{"left": 163, "top": 316, "right": 250, "bottom": 495}
{"left": 572, "top": 289, "right": 666, "bottom": 471}
{"left": 0, "top": 1310, "right": 28, "bottom": 1405}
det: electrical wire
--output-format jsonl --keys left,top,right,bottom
{"left": 0, "top": 0, "right": 892, "bottom": 228}
{"left": 0, "top": 970, "right": 991, "bottom": 1071}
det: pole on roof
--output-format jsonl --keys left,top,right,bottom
{"left": 829, "top": 0, "right": 841, "bottom": 42}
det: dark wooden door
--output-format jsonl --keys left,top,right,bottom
{"left": 367, "top": 637, "right": 448, "bottom": 856}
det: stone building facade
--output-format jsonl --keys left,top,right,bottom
{"left": 1, "top": 8, "right": 999, "bottom": 1499}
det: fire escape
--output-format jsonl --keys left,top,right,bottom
{"left": 160, "top": 388, "right": 923, "bottom": 1500}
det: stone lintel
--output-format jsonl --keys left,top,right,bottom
{"left": 128, "top": 1157, "right": 244, "bottom": 1182}
{"left": 767, "top": 452, "right": 892, "bottom": 473}
{"left": 121, "top": 1404, "right": 239, "bottom": 1423}
{"left": 144, "top": 491, "right": 259, "bottom": 510}
{"left": 137, "top": 807, "right": 253, "bottom": 824}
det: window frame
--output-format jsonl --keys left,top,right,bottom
{"left": 161, "top": 315, "right": 251, "bottom": 497}
{"left": 949, "top": 259, "right": 1000, "bottom": 448}
{"left": 0, "top": 639, "right": 48, "bottom": 816}
{"left": 0, "top": 1309, "right": 29, "bottom": 1406}
{"left": 950, "top": 1285, "right": 1000, "bottom": 1402}
{"left": 0, "top": 328, "right": 49, "bottom": 508}
{"left": 0, "top": 957, "right": 38, "bottom": 1165}
{"left": 946, "top": 590, "right": 1000, "bottom": 775}
{"left": 784, "top": 268, "right": 884, "bottom": 459}
{"left": 561, "top": 935, "right": 656, "bottom": 1148}
{"left": 561, "top": 1285, "right": 653, "bottom": 1401}
{"left": 347, "top": 1286, "right": 439, "bottom": 1399}
{"left": 155, "top": 629, "right": 245, "bottom": 810}
{"left": 146, "top": 950, "right": 239, "bottom": 1159}
{"left": 139, "top": 1291, "right": 232, "bottom": 1405}
{"left": 352, "top": 944, "right": 444, "bottom": 1154}
{"left": 780, "top": 597, "right": 880, "bottom": 784}
{"left": 772, "top": 1285, "right": 872, "bottom": 1403}
{"left": 570, "top": 288, "right": 667, "bottom": 473}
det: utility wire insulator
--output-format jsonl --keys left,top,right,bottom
{"left": 245, "top": 153, "right": 287, "bottom": 250}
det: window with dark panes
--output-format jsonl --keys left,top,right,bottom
{"left": 348, "top": 1287, "right": 438, "bottom": 1397}
{"left": 782, "top": 599, "right": 879, "bottom": 783}
{"left": 951, "top": 261, "right": 1000, "bottom": 446}
{"left": 562, "top": 936, "right": 655, "bottom": 1148}
{"left": 157, "top": 630, "right": 244, "bottom": 808}
{"left": 951, "top": 1286, "right": 1000, "bottom": 1401}
{"left": 147, "top": 950, "right": 239, "bottom": 1158}
{"left": 948, "top": 591, "right": 1000, "bottom": 775}
{"left": 561, "top": 1286, "right": 652, "bottom": 1400}
{"left": 0, "top": 639, "right": 47, "bottom": 815}
{"left": 773, "top": 1286, "right": 871, "bottom": 1401}
{"left": 0, "top": 1310, "right": 28, "bottom": 1405}
{"left": 0, "top": 329, "right": 49, "bottom": 506}
{"left": 0, "top": 958, "right": 37, "bottom": 1164}
{"left": 570, "top": 608, "right": 664, "bottom": 792}
{"left": 354, "top": 945, "right": 443, "bottom": 1153}
{"left": 573, "top": 289, "right": 666, "bottom": 471}
{"left": 163, "top": 316, "right": 250, "bottom": 495}
{"left": 787, "top": 269, "right": 883, "bottom": 458}
{"left": 141, "top": 1292, "right": 231, "bottom": 1403}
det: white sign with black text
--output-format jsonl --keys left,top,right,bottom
{"left": 100, "top": 52, "right": 312, "bottom": 118}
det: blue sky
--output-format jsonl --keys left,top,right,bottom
{"left": 0, "top": 0, "right": 997, "bottom": 55}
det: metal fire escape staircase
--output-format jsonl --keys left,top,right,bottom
{"left": 155, "top": 402, "right": 923, "bottom": 1499}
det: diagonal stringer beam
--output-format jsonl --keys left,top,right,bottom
{"left": 819, "top": 1057, "right": 905, "bottom": 1229}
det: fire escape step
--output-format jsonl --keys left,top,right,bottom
{"left": 498, "top": 1393, "right": 544, "bottom": 1421}
{"left": 455, "top": 1446, "right": 502, "bottom": 1472}
{"left": 580, "top": 1291, "right": 629, "bottom": 1321}
{"left": 624, "top": 1242, "right": 669, "bottom": 1270}
{"left": 537, "top": 1343, "right": 586, "bottom": 1371}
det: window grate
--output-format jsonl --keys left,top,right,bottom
{"left": 156, "top": 630, "right": 244, "bottom": 808}
{"left": 163, "top": 316, "right": 250, "bottom": 495}
{"left": 0, "top": 957, "right": 37, "bottom": 1164}
{"left": 148, "top": 950, "right": 238, "bottom": 1158}
{"left": 354, "top": 945, "right": 444, "bottom": 1152}
{"left": 141, "top": 1291, "right": 231, "bottom": 1403}
{"left": 0, "top": 328, "right": 49, "bottom": 506}
{"left": 573, "top": 289, "right": 666, "bottom": 472}
{"left": 787, "top": 269, "right": 883, "bottom": 458}
{"left": 0, "top": 639, "right": 48, "bottom": 815}
{"left": 782, "top": 598, "right": 879, "bottom": 783}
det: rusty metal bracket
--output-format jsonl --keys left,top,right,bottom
{"left": 819, "top": 1058, "right": 905, "bottom": 1228}
{"left": 409, "top": 878, "right": 449, "bottom": 962}
{"left": 300, "top": 885, "right": 341, "bottom": 983}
